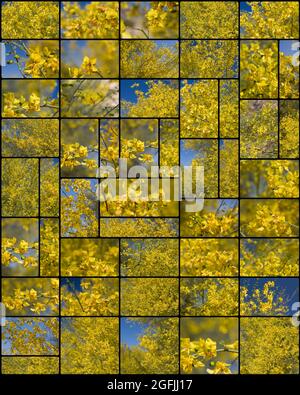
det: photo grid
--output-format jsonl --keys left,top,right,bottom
{"left": 0, "top": 1, "right": 299, "bottom": 375}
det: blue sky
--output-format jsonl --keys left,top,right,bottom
{"left": 180, "top": 139, "right": 226, "bottom": 167}
{"left": 241, "top": 278, "right": 299, "bottom": 315}
{"left": 180, "top": 140, "right": 200, "bottom": 167}
{"left": 121, "top": 1, "right": 151, "bottom": 14}
{"left": 52, "top": 81, "right": 60, "bottom": 98}
{"left": 121, "top": 80, "right": 148, "bottom": 104}
{"left": 121, "top": 318, "right": 148, "bottom": 347}
{"left": 280, "top": 40, "right": 299, "bottom": 56}
{"left": 240, "top": 2, "right": 252, "bottom": 13}
{"left": 154, "top": 40, "right": 177, "bottom": 49}
{"left": 62, "top": 40, "right": 87, "bottom": 67}
{"left": 2, "top": 41, "right": 26, "bottom": 78}
{"left": 121, "top": 79, "right": 174, "bottom": 104}
{"left": 61, "top": 278, "right": 83, "bottom": 292}
{"left": 61, "top": 1, "right": 91, "bottom": 10}
{"left": 2, "top": 318, "right": 58, "bottom": 354}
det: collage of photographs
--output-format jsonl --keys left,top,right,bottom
{"left": 0, "top": 1, "right": 299, "bottom": 376}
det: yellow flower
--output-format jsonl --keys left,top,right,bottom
{"left": 23, "top": 256, "right": 38, "bottom": 268}
{"left": 2, "top": 106, "right": 16, "bottom": 117}
{"left": 81, "top": 56, "right": 98, "bottom": 75}
{"left": 84, "top": 159, "right": 98, "bottom": 169}
{"left": 207, "top": 361, "right": 232, "bottom": 374}
{"left": 28, "top": 289, "right": 38, "bottom": 300}
{"left": 2, "top": 237, "right": 16, "bottom": 248}
{"left": 30, "top": 303, "right": 47, "bottom": 314}
{"left": 69, "top": 67, "right": 81, "bottom": 78}
{"left": 146, "top": 8, "right": 167, "bottom": 28}
{"left": 224, "top": 340, "right": 239, "bottom": 351}
{"left": 2, "top": 250, "right": 12, "bottom": 266}
{"left": 18, "top": 240, "right": 29, "bottom": 254}
{"left": 78, "top": 145, "right": 88, "bottom": 157}
{"left": 51, "top": 279, "right": 59, "bottom": 288}
{"left": 198, "top": 338, "right": 217, "bottom": 358}
{"left": 140, "top": 153, "right": 153, "bottom": 163}
{"left": 81, "top": 281, "right": 91, "bottom": 290}
{"left": 28, "top": 93, "right": 41, "bottom": 111}
{"left": 181, "top": 358, "right": 193, "bottom": 373}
